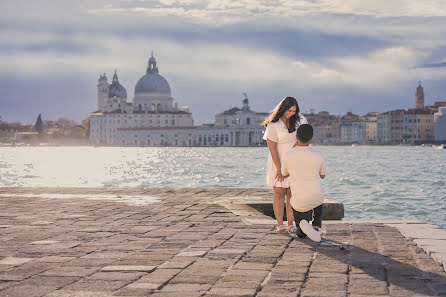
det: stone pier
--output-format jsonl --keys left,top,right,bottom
{"left": 0, "top": 187, "right": 445, "bottom": 297}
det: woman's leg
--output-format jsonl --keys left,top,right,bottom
{"left": 285, "top": 188, "right": 295, "bottom": 227}
{"left": 273, "top": 186, "right": 286, "bottom": 227}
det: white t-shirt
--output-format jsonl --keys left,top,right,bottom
{"left": 281, "top": 146, "right": 326, "bottom": 212}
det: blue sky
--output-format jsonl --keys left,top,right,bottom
{"left": 1, "top": 0, "right": 446, "bottom": 124}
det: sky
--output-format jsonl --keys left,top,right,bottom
{"left": 1, "top": 0, "right": 446, "bottom": 125}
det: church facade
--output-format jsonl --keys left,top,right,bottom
{"left": 90, "top": 54, "right": 266, "bottom": 146}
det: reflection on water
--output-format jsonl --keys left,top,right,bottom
{"left": 0, "top": 146, "right": 445, "bottom": 227}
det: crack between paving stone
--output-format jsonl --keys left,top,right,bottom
{"left": 154, "top": 219, "right": 244, "bottom": 294}
{"left": 201, "top": 228, "right": 276, "bottom": 297}
{"left": 345, "top": 223, "right": 353, "bottom": 297}
{"left": 372, "top": 224, "right": 390, "bottom": 296}
{"left": 295, "top": 239, "right": 321, "bottom": 297}
{"left": 254, "top": 234, "right": 295, "bottom": 297}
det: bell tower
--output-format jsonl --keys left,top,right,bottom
{"left": 415, "top": 81, "right": 424, "bottom": 109}
{"left": 97, "top": 73, "right": 109, "bottom": 111}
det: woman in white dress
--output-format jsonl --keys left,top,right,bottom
{"left": 262, "top": 97, "right": 308, "bottom": 233}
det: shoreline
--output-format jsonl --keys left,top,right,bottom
{"left": 1, "top": 142, "right": 444, "bottom": 147}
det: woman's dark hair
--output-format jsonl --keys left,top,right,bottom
{"left": 262, "top": 96, "right": 300, "bottom": 133}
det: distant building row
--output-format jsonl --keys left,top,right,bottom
{"left": 308, "top": 83, "right": 446, "bottom": 145}
{"left": 90, "top": 54, "right": 446, "bottom": 146}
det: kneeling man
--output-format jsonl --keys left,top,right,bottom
{"left": 282, "top": 124, "right": 326, "bottom": 242}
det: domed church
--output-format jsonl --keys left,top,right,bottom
{"left": 90, "top": 53, "right": 265, "bottom": 147}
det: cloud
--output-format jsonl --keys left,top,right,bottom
{"left": 87, "top": 0, "right": 446, "bottom": 25}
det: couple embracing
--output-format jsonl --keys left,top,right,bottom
{"left": 262, "top": 97, "right": 326, "bottom": 242}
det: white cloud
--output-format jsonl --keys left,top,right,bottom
{"left": 87, "top": 0, "right": 446, "bottom": 24}
{"left": 3, "top": 27, "right": 441, "bottom": 97}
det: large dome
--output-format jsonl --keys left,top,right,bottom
{"left": 135, "top": 73, "right": 171, "bottom": 94}
{"left": 134, "top": 53, "right": 171, "bottom": 95}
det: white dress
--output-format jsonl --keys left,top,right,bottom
{"left": 263, "top": 114, "right": 308, "bottom": 188}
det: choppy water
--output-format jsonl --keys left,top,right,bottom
{"left": 0, "top": 146, "right": 445, "bottom": 228}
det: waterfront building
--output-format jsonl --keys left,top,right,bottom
{"left": 434, "top": 106, "right": 446, "bottom": 141}
{"left": 402, "top": 109, "right": 434, "bottom": 144}
{"left": 389, "top": 109, "right": 405, "bottom": 144}
{"left": 308, "top": 111, "right": 340, "bottom": 144}
{"left": 90, "top": 53, "right": 265, "bottom": 146}
{"left": 377, "top": 112, "right": 391, "bottom": 144}
{"left": 215, "top": 93, "right": 267, "bottom": 127}
{"left": 377, "top": 107, "right": 434, "bottom": 145}
{"left": 339, "top": 112, "right": 365, "bottom": 143}
{"left": 361, "top": 112, "right": 379, "bottom": 143}
{"left": 90, "top": 53, "right": 194, "bottom": 146}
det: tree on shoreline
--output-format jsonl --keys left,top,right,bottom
{"left": 35, "top": 114, "right": 43, "bottom": 134}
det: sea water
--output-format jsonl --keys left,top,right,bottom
{"left": 0, "top": 146, "right": 445, "bottom": 227}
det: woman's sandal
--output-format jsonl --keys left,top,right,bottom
{"left": 276, "top": 224, "right": 288, "bottom": 234}
{"left": 287, "top": 224, "right": 297, "bottom": 233}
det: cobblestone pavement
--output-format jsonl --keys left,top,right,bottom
{"left": 0, "top": 187, "right": 445, "bottom": 297}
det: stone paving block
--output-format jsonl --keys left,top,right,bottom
{"left": 40, "top": 266, "right": 100, "bottom": 277}
{"left": 310, "top": 263, "right": 348, "bottom": 273}
{"left": 30, "top": 240, "right": 60, "bottom": 245}
{"left": 45, "top": 290, "right": 113, "bottom": 296}
{"left": 63, "top": 257, "right": 117, "bottom": 267}
{"left": 206, "top": 287, "right": 257, "bottom": 296}
{"left": 0, "top": 280, "right": 17, "bottom": 290}
{"left": 0, "top": 256, "right": 34, "bottom": 266}
{"left": 258, "top": 285, "right": 300, "bottom": 296}
{"left": 150, "top": 292, "right": 204, "bottom": 297}
{"left": 87, "top": 271, "right": 146, "bottom": 281}
{"left": 348, "top": 281, "right": 388, "bottom": 295}
{"left": 62, "top": 279, "right": 128, "bottom": 292}
{"left": 232, "top": 262, "right": 273, "bottom": 271}
{"left": 176, "top": 250, "right": 207, "bottom": 257}
{"left": 101, "top": 265, "right": 156, "bottom": 272}
{"left": 157, "top": 259, "right": 195, "bottom": 269}
{"left": 299, "top": 291, "right": 346, "bottom": 297}
{"left": 20, "top": 275, "right": 80, "bottom": 288}
{"left": 220, "top": 269, "right": 269, "bottom": 282}
{"left": 0, "top": 284, "right": 56, "bottom": 297}
{"left": 124, "top": 282, "right": 162, "bottom": 290}
{"left": 161, "top": 283, "right": 211, "bottom": 292}
{"left": 212, "top": 280, "right": 260, "bottom": 289}
{"left": 169, "top": 272, "right": 222, "bottom": 284}
{"left": 137, "top": 269, "right": 182, "bottom": 284}
{"left": 36, "top": 256, "right": 77, "bottom": 263}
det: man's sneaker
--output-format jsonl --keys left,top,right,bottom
{"left": 299, "top": 220, "right": 321, "bottom": 242}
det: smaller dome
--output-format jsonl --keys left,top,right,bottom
{"left": 108, "top": 71, "right": 127, "bottom": 99}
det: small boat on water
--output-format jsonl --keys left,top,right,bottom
{"left": 435, "top": 144, "right": 445, "bottom": 150}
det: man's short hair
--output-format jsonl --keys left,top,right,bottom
{"left": 297, "top": 124, "right": 313, "bottom": 143}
